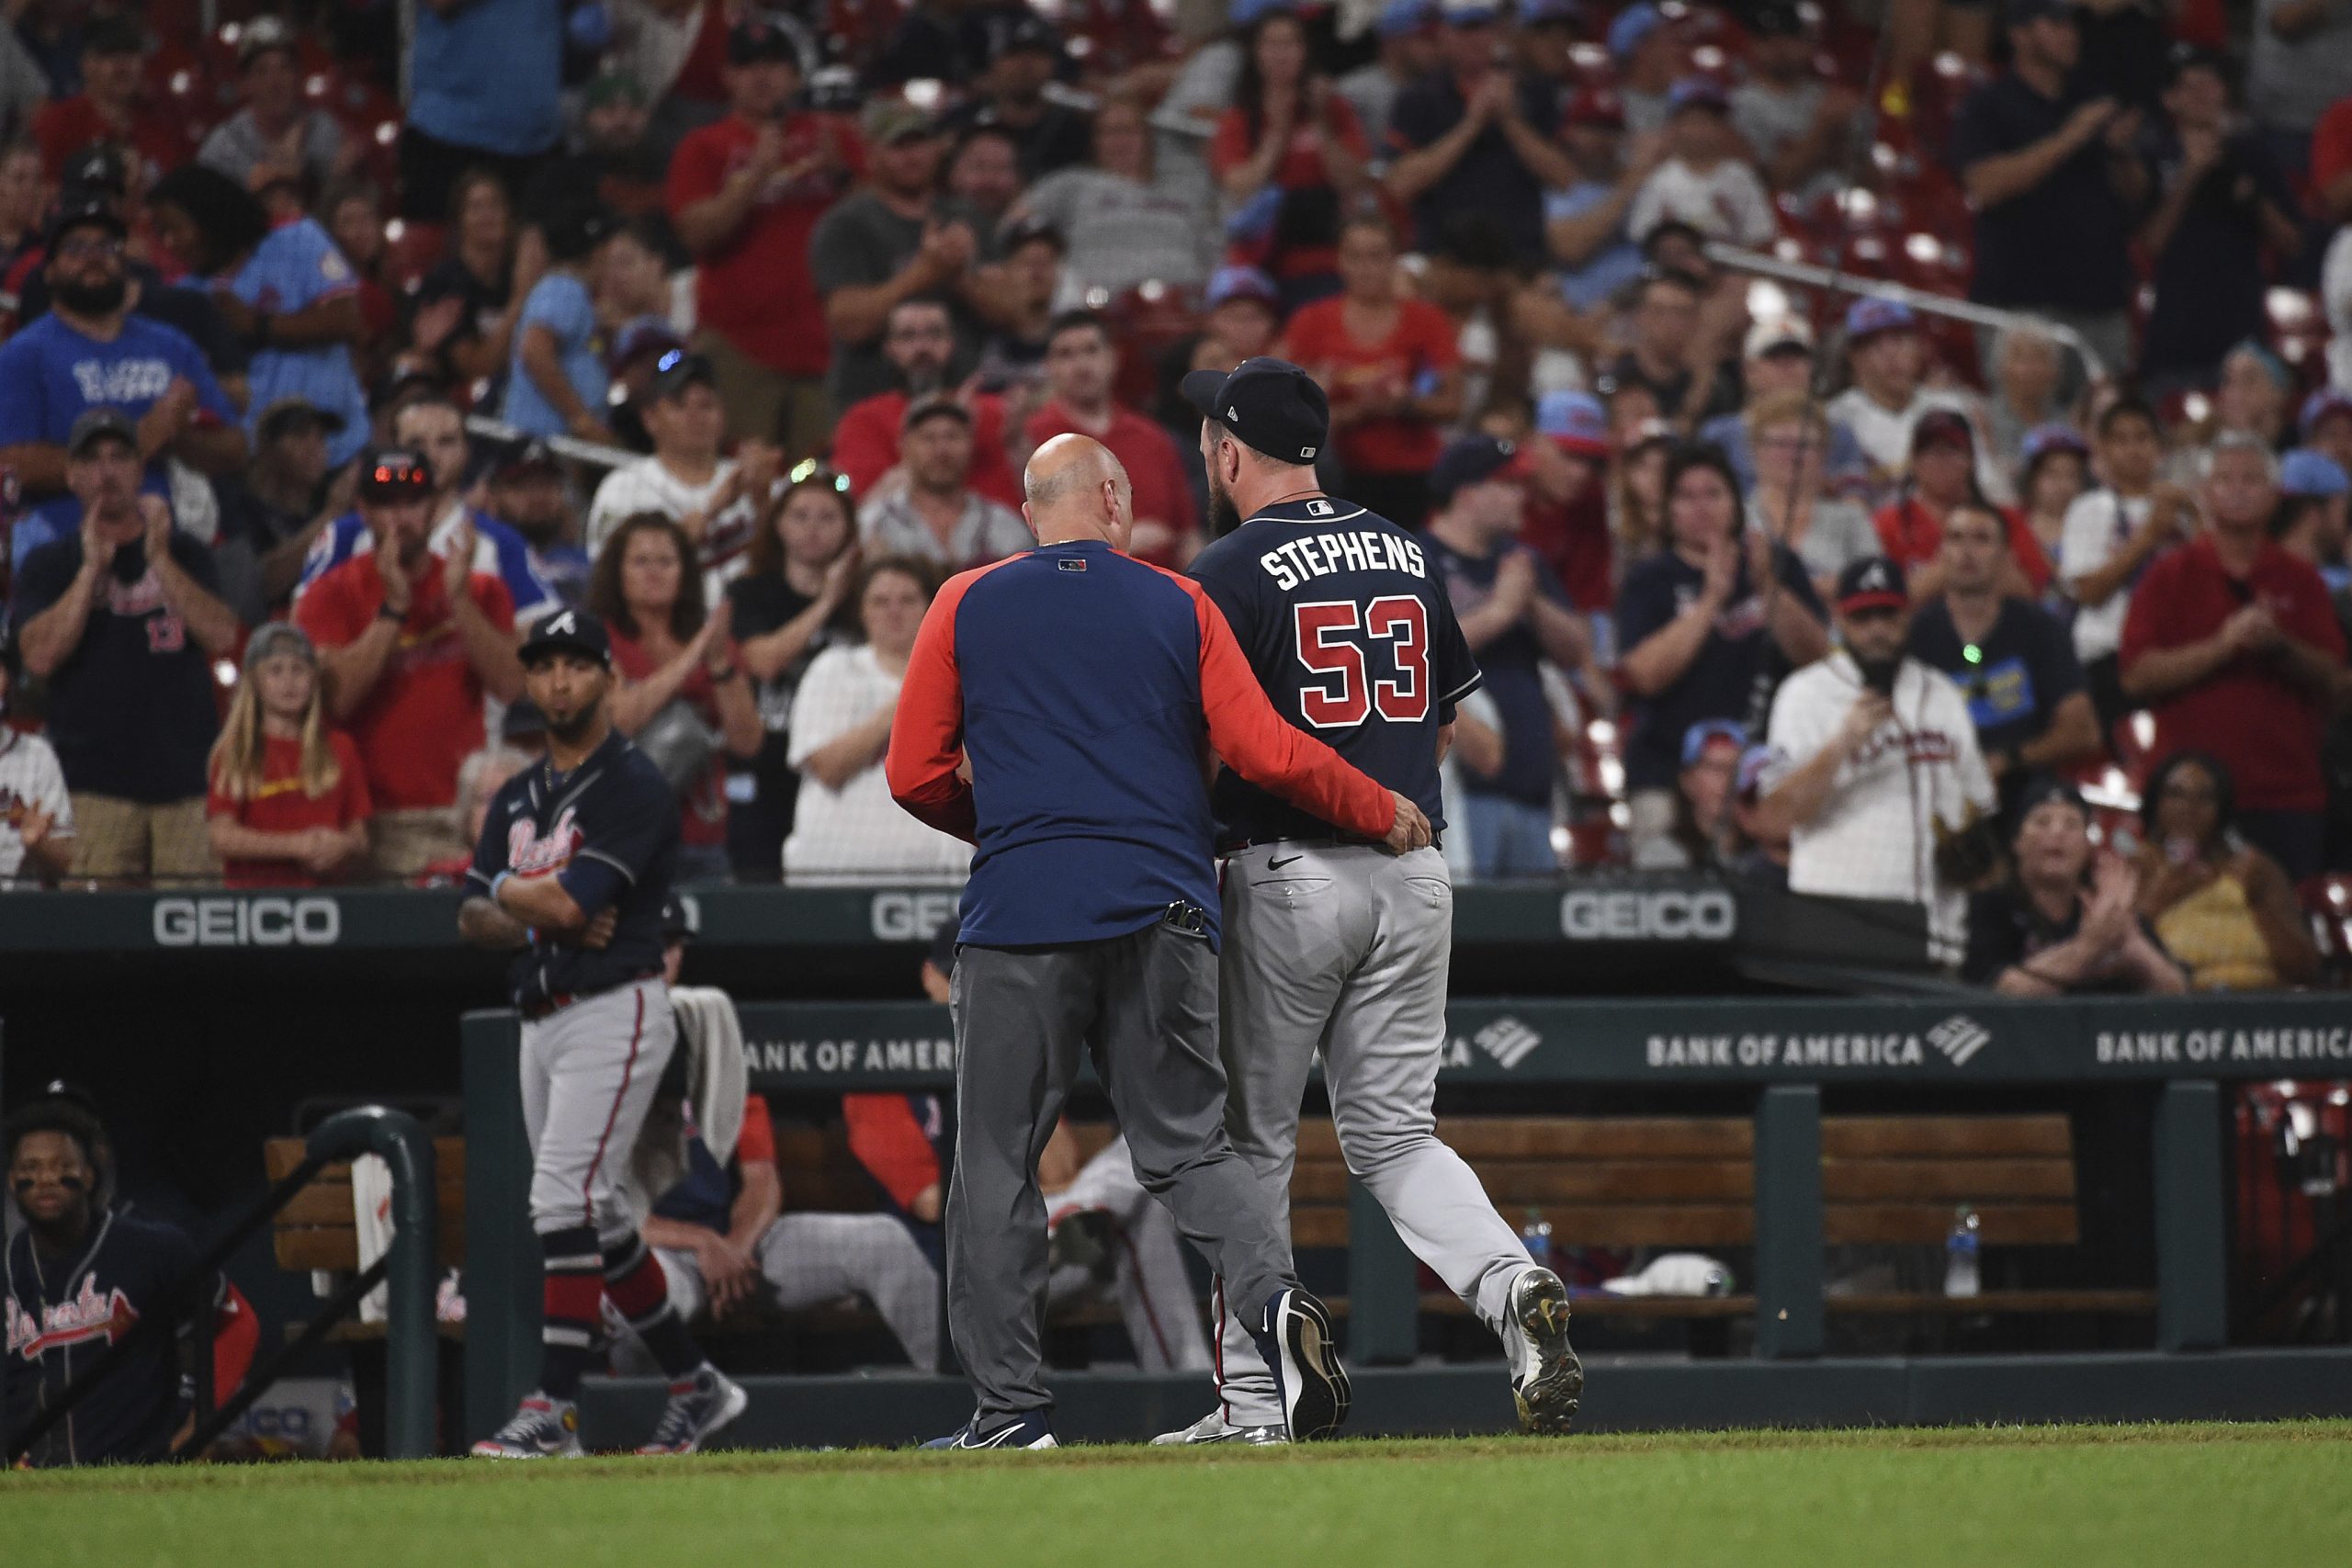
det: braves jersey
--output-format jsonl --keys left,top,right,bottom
{"left": 467, "top": 725, "right": 680, "bottom": 1012}
{"left": 1188, "top": 496, "right": 1480, "bottom": 846}
{"left": 5, "top": 1211, "right": 210, "bottom": 1466}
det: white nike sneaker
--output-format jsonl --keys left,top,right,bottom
{"left": 1503, "top": 1266, "right": 1583, "bottom": 1435}
{"left": 1148, "top": 1409, "right": 1289, "bottom": 1446}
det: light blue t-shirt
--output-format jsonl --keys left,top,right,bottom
{"left": 1544, "top": 182, "right": 1645, "bottom": 312}
{"left": 229, "top": 218, "right": 369, "bottom": 467}
{"left": 500, "top": 272, "right": 605, "bottom": 440}
{"left": 409, "top": 0, "right": 561, "bottom": 156}
{"left": 0, "top": 313, "right": 240, "bottom": 568}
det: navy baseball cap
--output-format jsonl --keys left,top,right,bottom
{"left": 519, "top": 606, "right": 614, "bottom": 667}
{"left": 1430, "top": 434, "right": 1524, "bottom": 502}
{"left": 1836, "top": 555, "right": 1908, "bottom": 614}
{"left": 728, "top": 15, "right": 804, "bottom": 66}
{"left": 2006, "top": 0, "right": 2075, "bottom": 26}
{"left": 1844, "top": 297, "right": 1917, "bottom": 342}
{"left": 65, "top": 407, "right": 137, "bottom": 459}
{"left": 1182, "top": 357, "right": 1329, "bottom": 465}
{"left": 650, "top": 348, "right": 718, "bottom": 402}
{"left": 660, "top": 895, "right": 695, "bottom": 944}
{"left": 356, "top": 446, "right": 435, "bottom": 502}
{"left": 1376, "top": 0, "right": 1437, "bottom": 36}
{"left": 47, "top": 197, "right": 127, "bottom": 251}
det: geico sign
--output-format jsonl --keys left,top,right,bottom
{"left": 153, "top": 896, "right": 343, "bottom": 948}
{"left": 870, "top": 890, "right": 960, "bottom": 942}
{"left": 1559, "top": 888, "right": 1736, "bottom": 942}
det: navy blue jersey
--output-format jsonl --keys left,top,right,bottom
{"left": 5, "top": 1211, "right": 209, "bottom": 1467}
{"left": 468, "top": 726, "right": 680, "bottom": 1012}
{"left": 1189, "top": 496, "right": 1481, "bottom": 846}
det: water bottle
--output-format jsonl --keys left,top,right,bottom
{"left": 1944, "top": 1205, "right": 1982, "bottom": 1299}
{"left": 1521, "top": 1209, "right": 1554, "bottom": 1271}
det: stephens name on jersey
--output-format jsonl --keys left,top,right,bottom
{"left": 467, "top": 727, "right": 681, "bottom": 1012}
{"left": 1190, "top": 496, "right": 1481, "bottom": 847}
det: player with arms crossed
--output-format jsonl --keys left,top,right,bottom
{"left": 1163, "top": 359, "right": 1583, "bottom": 1443}
{"left": 459, "top": 608, "right": 747, "bottom": 1458}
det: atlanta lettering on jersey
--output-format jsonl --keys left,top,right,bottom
{"left": 6, "top": 1276, "right": 139, "bottom": 1359}
{"left": 1261, "top": 528, "right": 1428, "bottom": 592}
{"left": 507, "top": 804, "right": 582, "bottom": 875}
{"left": 1849, "top": 727, "right": 1961, "bottom": 770}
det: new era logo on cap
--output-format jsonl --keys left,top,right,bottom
{"left": 1183, "top": 358, "right": 1331, "bottom": 467}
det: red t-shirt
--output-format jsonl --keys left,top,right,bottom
{"left": 33, "top": 96, "right": 186, "bottom": 183}
{"left": 206, "top": 731, "right": 374, "bottom": 889}
{"left": 1020, "top": 400, "right": 1198, "bottom": 567}
{"left": 667, "top": 112, "right": 862, "bottom": 377}
{"left": 2312, "top": 96, "right": 2352, "bottom": 202}
{"left": 608, "top": 625, "right": 740, "bottom": 848}
{"left": 1209, "top": 99, "right": 1368, "bottom": 192}
{"left": 1871, "top": 498, "right": 2053, "bottom": 596}
{"left": 1521, "top": 488, "right": 1615, "bottom": 613}
{"left": 294, "top": 556, "right": 515, "bottom": 811}
{"left": 2118, "top": 535, "right": 2347, "bottom": 813}
{"left": 831, "top": 389, "right": 1023, "bottom": 509}
{"left": 1279, "top": 297, "right": 1459, "bottom": 475}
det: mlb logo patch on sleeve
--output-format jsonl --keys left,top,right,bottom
{"left": 1057, "top": 558, "right": 1088, "bottom": 572}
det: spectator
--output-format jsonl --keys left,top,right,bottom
{"left": 2198, "top": 341, "right": 2297, "bottom": 457}
{"left": 1014, "top": 93, "right": 1218, "bottom": 308}
{"left": 784, "top": 556, "right": 972, "bottom": 884}
{"left": 1023, "top": 311, "right": 1198, "bottom": 566}
{"left": 1518, "top": 390, "right": 1616, "bottom": 615}
{"left": 1618, "top": 443, "right": 1828, "bottom": 865}
{"left": 1626, "top": 79, "right": 1777, "bottom": 249}
{"left": 596, "top": 215, "right": 676, "bottom": 347}
{"left": 977, "top": 214, "right": 1064, "bottom": 376}
{"left": 501, "top": 206, "right": 617, "bottom": 443}
{"left": 212, "top": 398, "right": 344, "bottom": 625}
{"left": 1908, "top": 497, "right": 2102, "bottom": 807}
{"left": 0, "top": 202, "right": 246, "bottom": 570}
{"left": 0, "top": 137, "right": 44, "bottom": 285}
{"left": 603, "top": 0, "right": 738, "bottom": 154}
{"left": 727, "top": 468, "right": 863, "bottom": 881}
{"left": 487, "top": 439, "right": 589, "bottom": 607}
{"left": 13, "top": 412, "right": 240, "bottom": 882}
{"left": 2062, "top": 398, "right": 2190, "bottom": 736}
{"left": 1423, "top": 434, "right": 1589, "bottom": 876}
{"left": 1664, "top": 717, "right": 1749, "bottom": 871}
{"left": 810, "top": 99, "right": 1009, "bottom": 412}
{"left": 410, "top": 169, "right": 522, "bottom": 390}
{"left": 941, "top": 15, "right": 1091, "bottom": 182}
{"left": 1339, "top": 0, "right": 1442, "bottom": 151}
{"left": 2120, "top": 433, "right": 2351, "bottom": 881}
{"left": 2017, "top": 423, "right": 2091, "bottom": 571}
{"left": 1872, "top": 410, "right": 2051, "bottom": 598}
{"left": 1156, "top": 265, "right": 1283, "bottom": 438}
{"left": 1950, "top": 0, "right": 2147, "bottom": 388}
{"left": 1211, "top": 7, "right": 1370, "bottom": 303}
{"left": 399, "top": 0, "right": 563, "bottom": 220}
{"left": 1824, "top": 299, "right": 1969, "bottom": 487}
{"left": 416, "top": 738, "right": 537, "bottom": 886}
{"left": 1758, "top": 556, "right": 1996, "bottom": 965}
{"left": 196, "top": 17, "right": 347, "bottom": 199}
{"left": 1544, "top": 87, "right": 1657, "bottom": 314}
{"left": 2247, "top": 0, "right": 2352, "bottom": 182}
{"left": 1385, "top": 0, "right": 1575, "bottom": 266}
{"left": 1963, "top": 775, "right": 2187, "bottom": 994}
{"left": 146, "top": 165, "right": 370, "bottom": 469}
{"left": 2132, "top": 751, "right": 2323, "bottom": 988}
{"left": 2271, "top": 453, "right": 2349, "bottom": 590}
{"left": 29, "top": 17, "right": 176, "bottom": 185}
{"left": 2302, "top": 388, "right": 2352, "bottom": 476}
{"left": 1978, "top": 327, "right": 2066, "bottom": 499}
{"left": 590, "top": 512, "right": 763, "bottom": 883}
{"left": 1733, "top": 1, "right": 1860, "bottom": 197}
{"left": 204, "top": 622, "right": 372, "bottom": 888}
{"left": 945, "top": 126, "right": 1024, "bottom": 243}
{"left": 871, "top": 0, "right": 993, "bottom": 88}
{"left": 297, "top": 395, "right": 563, "bottom": 625}
{"left": 1743, "top": 391, "right": 1880, "bottom": 596}
{"left": 521, "top": 72, "right": 670, "bottom": 230}
{"left": 2139, "top": 48, "right": 2303, "bottom": 394}
{"left": 1600, "top": 269, "right": 1741, "bottom": 432}
{"left": 319, "top": 179, "right": 402, "bottom": 386}
{"left": 586, "top": 350, "right": 781, "bottom": 593}
{"left": 1608, "top": 3, "right": 1680, "bottom": 136}
{"left": 831, "top": 296, "right": 1023, "bottom": 508}
{"left": 295, "top": 448, "right": 523, "bottom": 877}
{"left": 0, "top": 630, "right": 74, "bottom": 885}
{"left": 1278, "top": 214, "right": 1462, "bottom": 530}
{"left": 667, "top": 17, "right": 859, "bottom": 457}
{"left": 858, "top": 398, "right": 1034, "bottom": 570}
{"left": 1698, "top": 317, "right": 1867, "bottom": 489}
{"left": 1610, "top": 417, "right": 1678, "bottom": 570}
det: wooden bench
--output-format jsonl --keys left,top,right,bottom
{"left": 1289, "top": 1114, "right": 2157, "bottom": 1321}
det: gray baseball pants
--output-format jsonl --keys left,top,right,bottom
{"left": 646, "top": 1213, "right": 942, "bottom": 1369}
{"left": 519, "top": 979, "right": 675, "bottom": 1243}
{"left": 948, "top": 916, "right": 1295, "bottom": 1421}
{"left": 1214, "top": 843, "right": 1532, "bottom": 1427}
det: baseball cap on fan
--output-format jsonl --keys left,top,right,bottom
{"left": 1535, "top": 389, "right": 1611, "bottom": 457}
{"left": 1836, "top": 555, "right": 1907, "bottom": 615}
{"left": 65, "top": 407, "right": 137, "bottom": 459}
{"left": 356, "top": 446, "right": 434, "bottom": 502}
{"left": 1182, "top": 357, "right": 1329, "bottom": 465}
{"left": 519, "top": 606, "right": 614, "bottom": 668}
{"left": 1429, "top": 434, "right": 1524, "bottom": 503}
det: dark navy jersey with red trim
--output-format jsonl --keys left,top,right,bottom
{"left": 467, "top": 726, "right": 680, "bottom": 1012}
{"left": 4, "top": 1209, "right": 247, "bottom": 1468}
{"left": 1187, "top": 497, "right": 1481, "bottom": 846}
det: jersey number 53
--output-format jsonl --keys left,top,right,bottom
{"left": 1293, "top": 597, "right": 1429, "bottom": 729}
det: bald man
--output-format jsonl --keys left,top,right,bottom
{"left": 888, "top": 433, "right": 1429, "bottom": 1450}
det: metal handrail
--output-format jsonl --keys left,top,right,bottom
{"left": 461, "top": 415, "right": 638, "bottom": 476}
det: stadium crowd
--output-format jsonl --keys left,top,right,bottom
{"left": 0, "top": 0, "right": 2345, "bottom": 992}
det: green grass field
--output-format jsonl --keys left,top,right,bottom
{"left": 12, "top": 1423, "right": 2352, "bottom": 1568}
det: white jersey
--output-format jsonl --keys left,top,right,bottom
{"left": 586, "top": 457, "right": 758, "bottom": 604}
{"left": 2058, "top": 488, "right": 2151, "bottom": 663}
{"left": 0, "top": 728, "right": 73, "bottom": 879}
{"left": 1761, "top": 651, "right": 1995, "bottom": 965}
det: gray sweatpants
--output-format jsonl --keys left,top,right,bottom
{"left": 639, "top": 1213, "right": 942, "bottom": 1369}
{"left": 1216, "top": 843, "right": 1532, "bottom": 1427}
{"left": 949, "top": 918, "right": 1295, "bottom": 1421}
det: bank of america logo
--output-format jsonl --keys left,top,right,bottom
{"left": 1475, "top": 1016, "right": 1541, "bottom": 1070}
{"left": 1928, "top": 1014, "right": 1990, "bottom": 1067}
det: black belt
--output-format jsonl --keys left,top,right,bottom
{"left": 1216, "top": 833, "right": 1398, "bottom": 854}
{"left": 519, "top": 970, "right": 662, "bottom": 1021}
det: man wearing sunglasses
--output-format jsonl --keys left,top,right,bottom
{"left": 1755, "top": 555, "right": 1996, "bottom": 967}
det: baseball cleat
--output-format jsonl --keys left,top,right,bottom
{"left": 470, "top": 1393, "right": 585, "bottom": 1459}
{"left": 922, "top": 1411, "right": 1058, "bottom": 1450}
{"left": 1149, "top": 1410, "right": 1288, "bottom": 1446}
{"left": 635, "top": 1364, "right": 748, "bottom": 1455}
{"left": 1251, "top": 1287, "right": 1351, "bottom": 1441}
{"left": 1505, "top": 1266, "right": 1583, "bottom": 1435}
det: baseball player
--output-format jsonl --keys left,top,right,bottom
{"left": 458, "top": 608, "right": 746, "bottom": 1458}
{"left": 1164, "top": 357, "right": 1584, "bottom": 1444}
